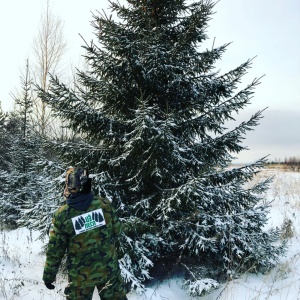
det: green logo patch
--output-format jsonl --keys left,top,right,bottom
{"left": 71, "top": 209, "right": 106, "bottom": 235}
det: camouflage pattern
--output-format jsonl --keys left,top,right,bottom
{"left": 64, "top": 272, "right": 126, "bottom": 300}
{"left": 43, "top": 196, "right": 127, "bottom": 300}
{"left": 64, "top": 167, "right": 90, "bottom": 197}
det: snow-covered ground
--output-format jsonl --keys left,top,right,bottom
{"left": 1, "top": 166, "right": 300, "bottom": 300}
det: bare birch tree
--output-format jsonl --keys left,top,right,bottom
{"left": 32, "top": 0, "right": 67, "bottom": 135}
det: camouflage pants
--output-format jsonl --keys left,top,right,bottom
{"left": 64, "top": 274, "right": 127, "bottom": 300}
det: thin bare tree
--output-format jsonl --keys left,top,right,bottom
{"left": 32, "top": 0, "right": 67, "bottom": 135}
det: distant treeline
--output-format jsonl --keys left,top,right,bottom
{"left": 267, "top": 157, "right": 300, "bottom": 171}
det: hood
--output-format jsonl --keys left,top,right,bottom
{"left": 66, "top": 192, "right": 93, "bottom": 211}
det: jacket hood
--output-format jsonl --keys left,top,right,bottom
{"left": 66, "top": 192, "right": 93, "bottom": 211}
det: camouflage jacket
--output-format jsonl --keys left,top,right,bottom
{"left": 43, "top": 195, "right": 122, "bottom": 286}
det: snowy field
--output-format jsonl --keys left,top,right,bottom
{"left": 1, "top": 166, "right": 300, "bottom": 300}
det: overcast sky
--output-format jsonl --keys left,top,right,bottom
{"left": 0, "top": 0, "right": 299, "bottom": 163}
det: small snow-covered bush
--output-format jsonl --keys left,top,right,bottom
{"left": 183, "top": 278, "right": 219, "bottom": 296}
{"left": 281, "top": 218, "right": 294, "bottom": 239}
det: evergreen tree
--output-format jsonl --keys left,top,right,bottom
{"left": 38, "top": 0, "right": 285, "bottom": 294}
{"left": 0, "top": 105, "right": 10, "bottom": 171}
{"left": 0, "top": 61, "right": 37, "bottom": 226}
{"left": 13, "top": 61, "right": 64, "bottom": 237}
{"left": 0, "top": 113, "right": 31, "bottom": 225}
{"left": 0, "top": 61, "right": 63, "bottom": 233}
{"left": 0, "top": 105, "right": 11, "bottom": 228}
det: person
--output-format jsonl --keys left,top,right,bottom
{"left": 43, "top": 166, "right": 127, "bottom": 300}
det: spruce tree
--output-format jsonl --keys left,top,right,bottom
{"left": 0, "top": 61, "right": 37, "bottom": 226}
{"left": 12, "top": 61, "right": 64, "bottom": 237}
{"left": 38, "top": 0, "right": 285, "bottom": 294}
{"left": 0, "top": 61, "right": 63, "bottom": 233}
{"left": 0, "top": 105, "right": 9, "bottom": 171}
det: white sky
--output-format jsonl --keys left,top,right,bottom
{"left": 0, "top": 0, "right": 299, "bottom": 162}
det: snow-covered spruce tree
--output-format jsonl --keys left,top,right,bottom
{"left": 0, "top": 105, "right": 11, "bottom": 227}
{"left": 0, "top": 61, "right": 63, "bottom": 234}
{"left": 0, "top": 61, "right": 39, "bottom": 226}
{"left": 0, "top": 105, "right": 10, "bottom": 171}
{"left": 0, "top": 112, "right": 25, "bottom": 226}
{"left": 13, "top": 61, "right": 64, "bottom": 238}
{"left": 38, "top": 0, "right": 285, "bottom": 294}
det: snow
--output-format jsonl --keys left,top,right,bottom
{"left": 1, "top": 166, "right": 300, "bottom": 300}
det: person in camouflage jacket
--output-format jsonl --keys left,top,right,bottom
{"left": 43, "top": 167, "right": 127, "bottom": 300}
